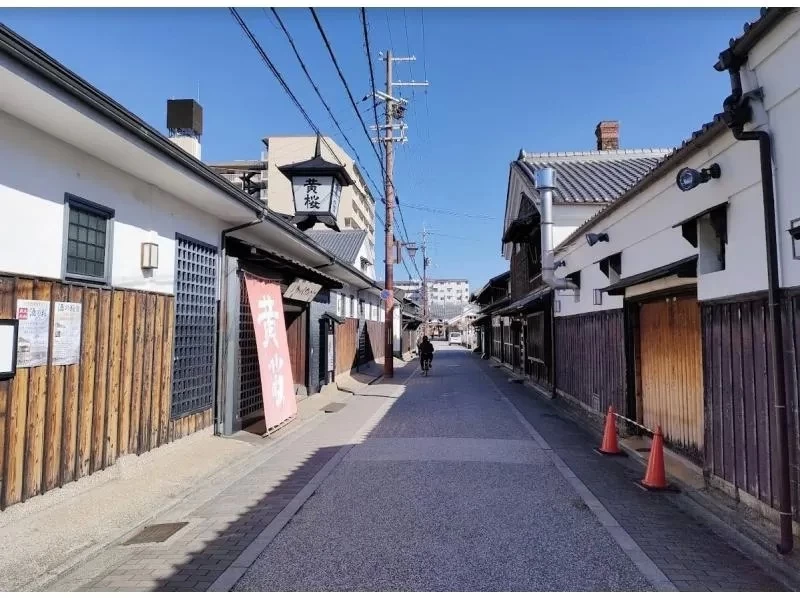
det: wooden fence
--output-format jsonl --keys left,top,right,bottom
{"left": 0, "top": 275, "right": 209, "bottom": 510}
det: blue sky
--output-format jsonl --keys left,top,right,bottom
{"left": 0, "top": 7, "right": 759, "bottom": 292}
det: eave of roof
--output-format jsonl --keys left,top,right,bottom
{"left": 558, "top": 117, "right": 729, "bottom": 250}
{"left": 0, "top": 25, "right": 386, "bottom": 294}
{"left": 714, "top": 8, "right": 794, "bottom": 71}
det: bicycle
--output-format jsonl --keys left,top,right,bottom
{"left": 421, "top": 356, "right": 432, "bottom": 376}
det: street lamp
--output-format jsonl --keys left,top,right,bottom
{"left": 278, "top": 134, "right": 354, "bottom": 231}
{"left": 404, "top": 242, "right": 418, "bottom": 259}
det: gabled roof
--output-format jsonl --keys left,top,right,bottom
{"left": 516, "top": 149, "right": 670, "bottom": 204}
{"left": 305, "top": 229, "right": 368, "bottom": 265}
{"left": 471, "top": 270, "right": 510, "bottom": 304}
{"left": 557, "top": 117, "right": 729, "bottom": 250}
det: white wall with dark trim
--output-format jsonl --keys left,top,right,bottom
{"left": 0, "top": 110, "right": 224, "bottom": 294}
{"left": 550, "top": 124, "right": 779, "bottom": 315}
{"left": 746, "top": 9, "right": 800, "bottom": 288}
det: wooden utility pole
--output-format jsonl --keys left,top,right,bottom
{"left": 375, "top": 50, "right": 429, "bottom": 377}
{"left": 383, "top": 50, "right": 395, "bottom": 378}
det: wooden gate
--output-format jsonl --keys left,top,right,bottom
{"left": 638, "top": 295, "right": 704, "bottom": 455}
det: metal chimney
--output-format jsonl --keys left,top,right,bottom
{"left": 536, "top": 167, "right": 578, "bottom": 291}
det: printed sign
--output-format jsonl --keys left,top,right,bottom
{"left": 52, "top": 302, "right": 82, "bottom": 366}
{"left": 16, "top": 299, "right": 51, "bottom": 368}
{"left": 244, "top": 274, "right": 297, "bottom": 429}
{"left": 283, "top": 279, "right": 322, "bottom": 303}
{"left": 327, "top": 333, "right": 334, "bottom": 372}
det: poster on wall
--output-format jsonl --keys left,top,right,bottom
{"left": 327, "top": 333, "right": 334, "bottom": 372}
{"left": 16, "top": 299, "right": 51, "bottom": 368}
{"left": 243, "top": 273, "right": 297, "bottom": 430}
{"left": 52, "top": 302, "right": 82, "bottom": 366}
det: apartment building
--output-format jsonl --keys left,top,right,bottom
{"left": 394, "top": 279, "right": 470, "bottom": 305}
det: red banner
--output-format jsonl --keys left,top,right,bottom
{"left": 243, "top": 274, "right": 297, "bottom": 429}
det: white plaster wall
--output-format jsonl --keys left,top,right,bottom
{"left": 746, "top": 9, "right": 800, "bottom": 288}
{"left": 0, "top": 111, "right": 223, "bottom": 294}
{"left": 553, "top": 128, "right": 769, "bottom": 315}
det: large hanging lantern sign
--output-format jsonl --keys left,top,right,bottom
{"left": 278, "top": 135, "right": 353, "bottom": 232}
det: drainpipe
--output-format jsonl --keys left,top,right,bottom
{"left": 214, "top": 215, "right": 264, "bottom": 436}
{"left": 717, "top": 51, "right": 793, "bottom": 554}
{"left": 535, "top": 167, "right": 578, "bottom": 292}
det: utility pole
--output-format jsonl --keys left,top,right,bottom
{"left": 375, "top": 50, "right": 429, "bottom": 378}
{"left": 383, "top": 50, "right": 395, "bottom": 378}
{"left": 421, "top": 224, "right": 429, "bottom": 338}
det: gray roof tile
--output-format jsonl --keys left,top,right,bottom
{"left": 305, "top": 229, "right": 368, "bottom": 265}
{"left": 518, "top": 149, "right": 670, "bottom": 204}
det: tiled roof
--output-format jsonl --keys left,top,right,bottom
{"left": 558, "top": 117, "right": 728, "bottom": 249}
{"left": 714, "top": 8, "right": 794, "bottom": 70}
{"left": 305, "top": 229, "right": 368, "bottom": 265}
{"left": 429, "top": 302, "right": 470, "bottom": 320}
{"left": 517, "top": 148, "right": 670, "bottom": 204}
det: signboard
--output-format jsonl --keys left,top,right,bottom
{"left": 243, "top": 274, "right": 297, "bottom": 429}
{"left": 0, "top": 319, "right": 18, "bottom": 380}
{"left": 292, "top": 175, "right": 342, "bottom": 219}
{"left": 16, "top": 299, "right": 50, "bottom": 368}
{"left": 327, "top": 333, "right": 334, "bottom": 372}
{"left": 380, "top": 289, "right": 391, "bottom": 301}
{"left": 284, "top": 279, "right": 322, "bottom": 303}
{"left": 52, "top": 302, "right": 82, "bottom": 366}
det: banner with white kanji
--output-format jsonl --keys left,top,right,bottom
{"left": 243, "top": 274, "right": 297, "bottom": 429}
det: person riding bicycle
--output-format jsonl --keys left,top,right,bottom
{"left": 419, "top": 335, "right": 434, "bottom": 370}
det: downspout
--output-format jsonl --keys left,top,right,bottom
{"left": 214, "top": 215, "right": 264, "bottom": 436}
{"left": 717, "top": 49, "right": 793, "bottom": 554}
{"left": 535, "top": 167, "right": 578, "bottom": 291}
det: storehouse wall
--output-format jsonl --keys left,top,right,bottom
{"left": 702, "top": 292, "right": 800, "bottom": 521}
{"left": 554, "top": 309, "right": 627, "bottom": 416}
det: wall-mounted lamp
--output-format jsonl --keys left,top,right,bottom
{"left": 586, "top": 232, "right": 610, "bottom": 247}
{"left": 789, "top": 217, "right": 800, "bottom": 260}
{"left": 676, "top": 163, "right": 721, "bottom": 192}
{"left": 141, "top": 242, "right": 159, "bottom": 270}
{"left": 554, "top": 259, "right": 566, "bottom": 269}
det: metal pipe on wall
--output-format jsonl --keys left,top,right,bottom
{"left": 716, "top": 50, "right": 793, "bottom": 554}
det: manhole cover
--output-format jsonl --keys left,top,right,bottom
{"left": 322, "top": 402, "right": 346, "bottom": 413}
{"left": 124, "top": 522, "right": 188, "bottom": 545}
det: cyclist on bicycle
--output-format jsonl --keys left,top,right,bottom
{"left": 419, "top": 335, "right": 434, "bottom": 370}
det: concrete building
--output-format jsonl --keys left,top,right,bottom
{"left": 394, "top": 278, "right": 471, "bottom": 305}
{"left": 209, "top": 136, "right": 377, "bottom": 251}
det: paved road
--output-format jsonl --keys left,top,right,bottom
{"left": 236, "top": 343, "right": 783, "bottom": 591}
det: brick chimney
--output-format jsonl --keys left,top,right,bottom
{"left": 595, "top": 121, "right": 619, "bottom": 151}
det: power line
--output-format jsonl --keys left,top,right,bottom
{"left": 420, "top": 8, "right": 432, "bottom": 143}
{"left": 397, "top": 201, "right": 498, "bottom": 220}
{"left": 232, "top": 7, "right": 388, "bottom": 251}
{"left": 360, "top": 8, "right": 384, "bottom": 165}
{"left": 309, "top": 8, "right": 386, "bottom": 183}
{"left": 230, "top": 8, "right": 328, "bottom": 156}
{"left": 268, "top": 8, "right": 368, "bottom": 176}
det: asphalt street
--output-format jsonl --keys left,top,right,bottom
{"left": 235, "top": 343, "right": 658, "bottom": 591}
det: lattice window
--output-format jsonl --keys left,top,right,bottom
{"left": 171, "top": 234, "right": 217, "bottom": 418}
{"left": 238, "top": 272, "right": 262, "bottom": 420}
{"left": 63, "top": 193, "right": 114, "bottom": 283}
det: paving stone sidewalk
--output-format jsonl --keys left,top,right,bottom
{"left": 480, "top": 359, "right": 787, "bottom": 592}
{"left": 42, "top": 366, "right": 415, "bottom": 593}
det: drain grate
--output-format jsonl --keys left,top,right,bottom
{"left": 635, "top": 447, "right": 651, "bottom": 453}
{"left": 124, "top": 522, "right": 188, "bottom": 545}
{"left": 322, "top": 402, "right": 346, "bottom": 413}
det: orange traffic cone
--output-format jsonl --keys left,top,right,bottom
{"left": 640, "top": 426, "right": 670, "bottom": 490}
{"left": 596, "top": 406, "right": 624, "bottom": 456}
